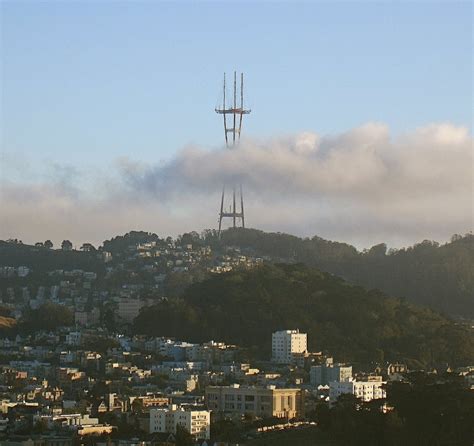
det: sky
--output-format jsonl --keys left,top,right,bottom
{"left": 0, "top": 1, "right": 472, "bottom": 249}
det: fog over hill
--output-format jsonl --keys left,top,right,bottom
{"left": 1, "top": 122, "right": 471, "bottom": 249}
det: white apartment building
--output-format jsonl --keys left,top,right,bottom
{"left": 329, "top": 379, "right": 386, "bottom": 403}
{"left": 271, "top": 330, "right": 307, "bottom": 364}
{"left": 149, "top": 405, "right": 210, "bottom": 440}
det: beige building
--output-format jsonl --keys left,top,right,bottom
{"left": 205, "top": 384, "right": 304, "bottom": 419}
{"left": 76, "top": 424, "right": 115, "bottom": 436}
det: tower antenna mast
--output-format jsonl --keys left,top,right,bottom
{"left": 215, "top": 71, "right": 251, "bottom": 236}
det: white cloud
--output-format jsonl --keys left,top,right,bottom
{"left": 0, "top": 122, "right": 472, "bottom": 249}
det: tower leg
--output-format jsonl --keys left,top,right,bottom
{"left": 240, "top": 184, "right": 245, "bottom": 228}
{"left": 218, "top": 186, "right": 225, "bottom": 237}
{"left": 216, "top": 73, "right": 250, "bottom": 234}
{"left": 232, "top": 186, "right": 236, "bottom": 228}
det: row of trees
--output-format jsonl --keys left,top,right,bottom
{"left": 0, "top": 239, "right": 105, "bottom": 275}
{"left": 33, "top": 240, "right": 97, "bottom": 251}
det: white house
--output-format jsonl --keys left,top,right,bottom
{"left": 329, "top": 379, "right": 386, "bottom": 403}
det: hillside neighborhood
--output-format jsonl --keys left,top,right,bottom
{"left": 0, "top": 233, "right": 473, "bottom": 445}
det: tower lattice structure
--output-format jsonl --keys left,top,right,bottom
{"left": 215, "top": 71, "right": 251, "bottom": 235}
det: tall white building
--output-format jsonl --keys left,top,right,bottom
{"left": 149, "top": 405, "right": 210, "bottom": 440}
{"left": 329, "top": 379, "right": 386, "bottom": 403}
{"left": 271, "top": 329, "right": 307, "bottom": 364}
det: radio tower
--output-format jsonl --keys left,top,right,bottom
{"left": 215, "top": 71, "right": 251, "bottom": 236}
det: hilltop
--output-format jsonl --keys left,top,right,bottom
{"left": 1, "top": 228, "right": 473, "bottom": 318}
{"left": 219, "top": 229, "right": 474, "bottom": 318}
{"left": 103, "top": 228, "right": 474, "bottom": 317}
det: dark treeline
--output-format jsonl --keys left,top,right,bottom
{"left": 18, "top": 301, "right": 74, "bottom": 333}
{"left": 0, "top": 240, "right": 104, "bottom": 275}
{"left": 312, "top": 372, "right": 474, "bottom": 446}
{"left": 219, "top": 229, "right": 474, "bottom": 317}
{"left": 102, "top": 231, "right": 170, "bottom": 254}
{"left": 0, "top": 301, "right": 75, "bottom": 336}
{"left": 134, "top": 264, "right": 474, "bottom": 368}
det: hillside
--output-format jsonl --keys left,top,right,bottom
{"left": 100, "top": 229, "right": 474, "bottom": 320}
{"left": 2, "top": 228, "right": 473, "bottom": 318}
{"left": 134, "top": 263, "right": 474, "bottom": 368}
{"left": 220, "top": 229, "right": 474, "bottom": 317}
{"left": 0, "top": 240, "right": 104, "bottom": 274}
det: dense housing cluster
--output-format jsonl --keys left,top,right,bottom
{"left": 0, "top": 233, "right": 473, "bottom": 445}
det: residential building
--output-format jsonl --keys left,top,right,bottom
{"left": 387, "top": 363, "right": 407, "bottom": 380}
{"left": 77, "top": 424, "right": 115, "bottom": 435}
{"left": 65, "top": 332, "right": 81, "bottom": 346}
{"left": 271, "top": 330, "right": 307, "bottom": 364}
{"left": 205, "top": 384, "right": 304, "bottom": 419}
{"left": 149, "top": 405, "right": 210, "bottom": 440}
{"left": 310, "top": 363, "right": 352, "bottom": 386}
{"left": 329, "top": 379, "right": 386, "bottom": 403}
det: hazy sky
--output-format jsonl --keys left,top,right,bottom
{"left": 1, "top": 1, "right": 472, "bottom": 248}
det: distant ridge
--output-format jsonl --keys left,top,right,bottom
{"left": 1, "top": 228, "right": 473, "bottom": 317}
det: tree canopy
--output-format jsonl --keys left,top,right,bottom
{"left": 19, "top": 301, "right": 74, "bottom": 333}
{"left": 218, "top": 229, "right": 474, "bottom": 317}
{"left": 134, "top": 263, "right": 474, "bottom": 368}
{"left": 314, "top": 372, "right": 474, "bottom": 446}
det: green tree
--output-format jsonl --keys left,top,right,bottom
{"left": 61, "top": 239, "right": 73, "bottom": 251}
{"left": 19, "top": 302, "right": 73, "bottom": 333}
{"left": 44, "top": 240, "right": 53, "bottom": 249}
{"left": 175, "top": 424, "right": 194, "bottom": 446}
{"left": 133, "top": 264, "right": 474, "bottom": 367}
